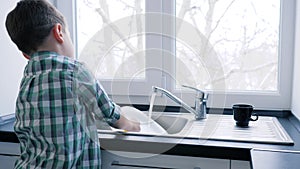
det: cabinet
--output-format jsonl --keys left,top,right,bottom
{"left": 0, "top": 155, "right": 19, "bottom": 169}
{"left": 102, "top": 150, "right": 230, "bottom": 169}
{"left": 231, "top": 160, "right": 251, "bottom": 169}
{"left": 0, "top": 142, "right": 20, "bottom": 169}
{"left": 0, "top": 143, "right": 251, "bottom": 169}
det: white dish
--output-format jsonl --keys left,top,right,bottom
{"left": 120, "top": 106, "right": 167, "bottom": 135}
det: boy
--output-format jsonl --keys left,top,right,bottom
{"left": 5, "top": 0, "right": 140, "bottom": 168}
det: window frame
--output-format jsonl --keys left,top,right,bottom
{"left": 56, "top": 0, "right": 295, "bottom": 110}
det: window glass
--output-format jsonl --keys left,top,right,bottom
{"left": 70, "top": 0, "right": 293, "bottom": 109}
{"left": 175, "top": 0, "right": 280, "bottom": 91}
{"left": 76, "top": 0, "right": 146, "bottom": 79}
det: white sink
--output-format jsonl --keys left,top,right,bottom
{"left": 150, "top": 113, "right": 188, "bottom": 134}
{"left": 150, "top": 113, "right": 293, "bottom": 145}
{"left": 97, "top": 107, "right": 294, "bottom": 145}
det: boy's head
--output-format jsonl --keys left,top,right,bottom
{"left": 6, "top": 0, "right": 73, "bottom": 57}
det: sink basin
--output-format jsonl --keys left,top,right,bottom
{"left": 151, "top": 113, "right": 189, "bottom": 134}
{"left": 97, "top": 107, "right": 294, "bottom": 145}
{"left": 96, "top": 107, "right": 189, "bottom": 135}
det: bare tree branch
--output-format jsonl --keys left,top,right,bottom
{"left": 212, "top": 61, "right": 277, "bottom": 84}
{"left": 95, "top": 7, "right": 138, "bottom": 54}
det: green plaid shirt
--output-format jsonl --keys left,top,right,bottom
{"left": 14, "top": 51, "right": 120, "bottom": 169}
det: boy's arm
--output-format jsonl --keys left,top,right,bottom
{"left": 75, "top": 63, "right": 140, "bottom": 132}
{"left": 94, "top": 82, "right": 140, "bottom": 131}
{"left": 112, "top": 114, "right": 140, "bottom": 132}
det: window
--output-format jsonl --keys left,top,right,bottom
{"left": 56, "top": 0, "right": 295, "bottom": 110}
{"left": 77, "top": 0, "right": 146, "bottom": 80}
{"left": 175, "top": 0, "right": 279, "bottom": 91}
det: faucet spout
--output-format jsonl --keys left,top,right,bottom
{"left": 152, "top": 86, "right": 207, "bottom": 120}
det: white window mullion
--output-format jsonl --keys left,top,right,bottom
{"left": 145, "top": 0, "right": 164, "bottom": 88}
{"left": 162, "top": 0, "right": 176, "bottom": 92}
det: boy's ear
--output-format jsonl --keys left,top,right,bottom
{"left": 52, "top": 23, "right": 64, "bottom": 43}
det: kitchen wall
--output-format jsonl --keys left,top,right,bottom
{"left": 0, "top": 0, "right": 26, "bottom": 116}
{"left": 291, "top": 0, "right": 300, "bottom": 121}
{"left": 0, "top": 0, "right": 55, "bottom": 116}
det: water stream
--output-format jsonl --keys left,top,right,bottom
{"left": 148, "top": 93, "right": 156, "bottom": 126}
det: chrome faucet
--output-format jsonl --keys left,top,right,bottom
{"left": 152, "top": 86, "right": 208, "bottom": 120}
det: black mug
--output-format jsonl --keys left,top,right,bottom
{"left": 232, "top": 104, "right": 258, "bottom": 127}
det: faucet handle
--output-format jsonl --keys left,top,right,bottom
{"left": 182, "top": 85, "right": 208, "bottom": 100}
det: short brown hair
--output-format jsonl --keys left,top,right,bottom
{"left": 5, "top": 0, "right": 66, "bottom": 55}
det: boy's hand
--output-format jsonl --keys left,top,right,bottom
{"left": 113, "top": 115, "right": 141, "bottom": 132}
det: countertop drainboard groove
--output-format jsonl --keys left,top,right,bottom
{"left": 182, "top": 115, "right": 294, "bottom": 145}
